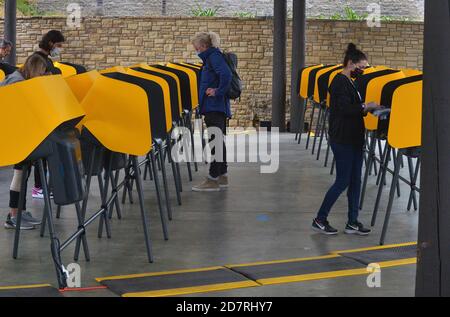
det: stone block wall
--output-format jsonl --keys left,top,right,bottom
{"left": 0, "top": 17, "right": 424, "bottom": 127}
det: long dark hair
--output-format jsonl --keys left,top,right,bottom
{"left": 39, "top": 30, "right": 65, "bottom": 51}
{"left": 343, "top": 43, "right": 367, "bottom": 66}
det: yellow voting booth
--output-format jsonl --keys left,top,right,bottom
{"left": 81, "top": 74, "right": 151, "bottom": 157}
{"left": 299, "top": 64, "right": 324, "bottom": 99}
{"left": 65, "top": 70, "right": 101, "bottom": 103}
{"left": 166, "top": 62, "right": 199, "bottom": 110}
{"left": 0, "top": 75, "right": 86, "bottom": 288}
{"left": 100, "top": 68, "right": 181, "bottom": 230}
{"left": 133, "top": 63, "right": 183, "bottom": 117}
{"left": 0, "top": 76, "right": 84, "bottom": 167}
{"left": 99, "top": 65, "right": 128, "bottom": 74}
{"left": 388, "top": 80, "right": 423, "bottom": 149}
{"left": 76, "top": 72, "right": 166, "bottom": 268}
{"left": 179, "top": 62, "right": 202, "bottom": 70}
{"left": 294, "top": 64, "right": 323, "bottom": 145}
{"left": 54, "top": 62, "right": 77, "bottom": 78}
{"left": 373, "top": 79, "right": 423, "bottom": 245}
{"left": 313, "top": 65, "right": 342, "bottom": 104}
{"left": 364, "top": 70, "right": 406, "bottom": 131}
{"left": 126, "top": 68, "right": 173, "bottom": 133}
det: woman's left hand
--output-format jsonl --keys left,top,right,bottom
{"left": 206, "top": 88, "right": 217, "bottom": 97}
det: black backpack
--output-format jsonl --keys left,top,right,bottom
{"left": 207, "top": 51, "right": 242, "bottom": 100}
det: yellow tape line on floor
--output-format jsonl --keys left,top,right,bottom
{"left": 94, "top": 241, "right": 418, "bottom": 297}
{"left": 122, "top": 281, "right": 259, "bottom": 297}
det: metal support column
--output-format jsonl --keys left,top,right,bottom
{"left": 271, "top": 0, "right": 287, "bottom": 132}
{"left": 4, "top": 0, "right": 17, "bottom": 65}
{"left": 416, "top": 0, "right": 450, "bottom": 297}
{"left": 290, "top": 0, "right": 306, "bottom": 134}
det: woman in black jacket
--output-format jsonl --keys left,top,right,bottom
{"left": 312, "top": 43, "right": 380, "bottom": 236}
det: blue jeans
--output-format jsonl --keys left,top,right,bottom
{"left": 317, "top": 142, "right": 364, "bottom": 224}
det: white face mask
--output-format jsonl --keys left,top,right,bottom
{"left": 50, "top": 47, "right": 61, "bottom": 58}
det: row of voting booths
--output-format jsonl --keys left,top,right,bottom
{"left": 0, "top": 60, "right": 203, "bottom": 288}
{"left": 294, "top": 64, "right": 423, "bottom": 245}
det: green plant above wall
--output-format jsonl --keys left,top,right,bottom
{"left": 0, "top": 0, "right": 41, "bottom": 16}
{"left": 191, "top": 5, "right": 219, "bottom": 17}
{"left": 234, "top": 12, "right": 257, "bottom": 19}
{"left": 330, "top": 6, "right": 367, "bottom": 21}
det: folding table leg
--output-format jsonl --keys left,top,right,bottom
{"left": 143, "top": 159, "right": 150, "bottom": 181}
{"left": 297, "top": 99, "right": 308, "bottom": 145}
{"left": 360, "top": 132, "right": 377, "bottom": 210}
{"left": 108, "top": 169, "right": 122, "bottom": 220}
{"left": 74, "top": 148, "right": 96, "bottom": 261}
{"left": 316, "top": 107, "right": 328, "bottom": 161}
{"left": 150, "top": 150, "right": 169, "bottom": 241}
{"left": 311, "top": 104, "right": 323, "bottom": 155}
{"left": 36, "top": 167, "right": 48, "bottom": 238}
{"left": 407, "top": 157, "right": 421, "bottom": 212}
{"left": 305, "top": 100, "right": 316, "bottom": 150}
{"left": 156, "top": 142, "right": 173, "bottom": 221}
{"left": 131, "top": 155, "right": 154, "bottom": 263}
{"left": 392, "top": 149, "right": 402, "bottom": 198}
{"left": 56, "top": 205, "right": 62, "bottom": 219}
{"left": 371, "top": 145, "right": 392, "bottom": 227}
{"left": 176, "top": 162, "right": 183, "bottom": 192}
{"left": 38, "top": 159, "right": 68, "bottom": 289}
{"left": 74, "top": 202, "right": 90, "bottom": 261}
{"left": 97, "top": 155, "right": 112, "bottom": 239}
{"left": 121, "top": 157, "right": 133, "bottom": 204}
{"left": 376, "top": 142, "right": 389, "bottom": 186}
{"left": 167, "top": 137, "right": 182, "bottom": 206}
{"left": 380, "top": 151, "right": 403, "bottom": 245}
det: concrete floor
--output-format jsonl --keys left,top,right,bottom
{"left": 0, "top": 133, "right": 418, "bottom": 296}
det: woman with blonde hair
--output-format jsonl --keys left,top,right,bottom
{"left": 1, "top": 53, "right": 49, "bottom": 230}
{"left": 191, "top": 31, "right": 233, "bottom": 192}
{"left": 1, "top": 53, "right": 49, "bottom": 85}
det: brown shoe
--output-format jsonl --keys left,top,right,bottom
{"left": 192, "top": 178, "right": 221, "bottom": 192}
{"left": 218, "top": 175, "right": 228, "bottom": 188}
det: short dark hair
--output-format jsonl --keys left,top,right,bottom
{"left": 343, "top": 43, "right": 367, "bottom": 67}
{"left": 0, "top": 39, "right": 13, "bottom": 48}
{"left": 39, "top": 30, "right": 65, "bottom": 51}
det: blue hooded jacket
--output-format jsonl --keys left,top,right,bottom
{"left": 198, "top": 47, "right": 232, "bottom": 118}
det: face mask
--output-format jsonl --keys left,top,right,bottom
{"left": 50, "top": 47, "right": 61, "bottom": 58}
{"left": 351, "top": 67, "right": 364, "bottom": 79}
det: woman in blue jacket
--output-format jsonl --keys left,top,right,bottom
{"left": 192, "top": 32, "right": 232, "bottom": 192}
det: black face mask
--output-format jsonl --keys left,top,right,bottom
{"left": 351, "top": 67, "right": 364, "bottom": 79}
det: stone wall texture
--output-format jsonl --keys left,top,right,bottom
{"left": 0, "top": 17, "right": 424, "bottom": 127}
{"left": 36, "top": 0, "right": 424, "bottom": 19}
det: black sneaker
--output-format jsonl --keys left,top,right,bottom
{"left": 345, "top": 222, "right": 371, "bottom": 236}
{"left": 312, "top": 218, "right": 338, "bottom": 235}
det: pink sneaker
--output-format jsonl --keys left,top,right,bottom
{"left": 32, "top": 187, "right": 44, "bottom": 199}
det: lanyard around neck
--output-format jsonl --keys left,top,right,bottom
{"left": 344, "top": 75, "right": 363, "bottom": 102}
